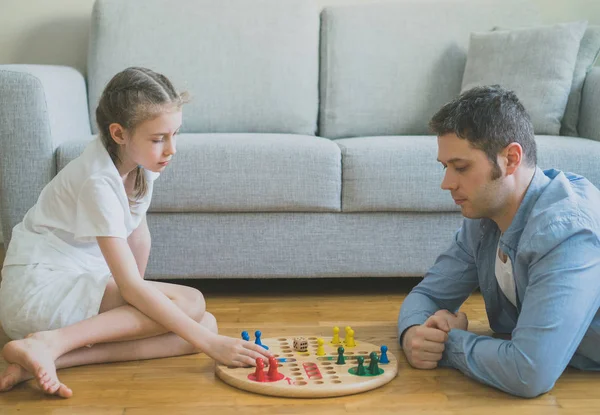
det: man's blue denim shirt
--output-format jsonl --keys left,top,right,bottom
{"left": 398, "top": 167, "right": 600, "bottom": 398}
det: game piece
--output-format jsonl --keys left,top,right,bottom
{"left": 356, "top": 356, "right": 367, "bottom": 376}
{"left": 241, "top": 331, "right": 250, "bottom": 341}
{"left": 369, "top": 352, "right": 377, "bottom": 363}
{"left": 293, "top": 337, "right": 308, "bottom": 352}
{"left": 215, "top": 335, "right": 398, "bottom": 398}
{"left": 345, "top": 329, "right": 356, "bottom": 347}
{"left": 255, "top": 330, "right": 269, "bottom": 350}
{"left": 368, "top": 353, "right": 382, "bottom": 375}
{"left": 254, "top": 358, "right": 266, "bottom": 382}
{"left": 268, "top": 356, "right": 279, "bottom": 378}
{"left": 345, "top": 326, "right": 351, "bottom": 340}
{"left": 331, "top": 326, "right": 341, "bottom": 345}
{"left": 316, "top": 338, "right": 325, "bottom": 356}
{"left": 380, "top": 345, "right": 389, "bottom": 364}
{"left": 336, "top": 346, "right": 346, "bottom": 365}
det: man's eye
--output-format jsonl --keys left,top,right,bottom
{"left": 455, "top": 166, "right": 468, "bottom": 172}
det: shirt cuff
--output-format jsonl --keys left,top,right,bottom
{"left": 439, "top": 328, "right": 469, "bottom": 368}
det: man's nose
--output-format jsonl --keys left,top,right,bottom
{"left": 441, "top": 170, "right": 457, "bottom": 191}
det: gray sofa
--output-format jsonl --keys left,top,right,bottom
{"left": 1, "top": 0, "right": 599, "bottom": 280}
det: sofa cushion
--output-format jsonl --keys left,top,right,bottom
{"left": 462, "top": 21, "right": 587, "bottom": 135}
{"left": 319, "top": 0, "right": 540, "bottom": 139}
{"left": 338, "top": 136, "right": 600, "bottom": 212}
{"left": 57, "top": 134, "right": 341, "bottom": 212}
{"left": 337, "top": 137, "right": 452, "bottom": 212}
{"left": 562, "top": 26, "right": 600, "bottom": 137}
{"left": 88, "top": 0, "right": 319, "bottom": 136}
{"left": 535, "top": 135, "right": 600, "bottom": 188}
{"left": 579, "top": 67, "right": 600, "bottom": 142}
{"left": 491, "top": 25, "right": 600, "bottom": 137}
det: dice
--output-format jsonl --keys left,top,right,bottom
{"left": 293, "top": 337, "right": 308, "bottom": 352}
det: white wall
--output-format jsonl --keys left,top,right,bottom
{"left": 0, "top": 0, "right": 95, "bottom": 74}
{"left": 1, "top": 0, "right": 599, "bottom": 243}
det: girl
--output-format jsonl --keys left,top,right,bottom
{"left": 0, "top": 67, "right": 270, "bottom": 398}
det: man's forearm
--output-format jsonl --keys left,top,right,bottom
{"left": 398, "top": 291, "right": 444, "bottom": 343}
{"left": 439, "top": 329, "right": 562, "bottom": 398}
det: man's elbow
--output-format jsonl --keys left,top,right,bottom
{"left": 510, "top": 367, "right": 557, "bottom": 398}
{"left": 513, "top": 382, "right": 554, "bottom": 398}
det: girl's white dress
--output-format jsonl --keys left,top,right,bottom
{"left": 0, "top": 137, "right": 158, "bottom": 339}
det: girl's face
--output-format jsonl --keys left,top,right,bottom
{"left": 112, "top": 110, "right": 182, "bottom": 177}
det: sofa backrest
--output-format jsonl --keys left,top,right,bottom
{"left": 88, "top": 0, "right": 320, "bottom": 135}
{"left": 319, "top": 0, "right": 542, "bottom": 138}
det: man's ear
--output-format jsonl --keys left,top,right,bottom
{"left": 504, "top": 142, "right": 523, "bottom": 175}
{"left": 108, "top": 123, "right": 127, "bottom": 145}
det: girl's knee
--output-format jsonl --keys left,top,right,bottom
{"left": 179, "top": 287, "right": 206, "bottom": 322}
{"left": 202, "top": 311, "right": 218, "bottom": 334}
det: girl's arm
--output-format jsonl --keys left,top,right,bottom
{"left": 127, "top": 215, "right": 151, "bottom": 278}
{"left": 97, "top": 236, "right": 271, "bottom": 366}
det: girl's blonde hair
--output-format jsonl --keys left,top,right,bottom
{"left": 96, "top": 67, "right": 189, "bottom": 201}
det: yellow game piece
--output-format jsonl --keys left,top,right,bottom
{"left": 316, "top": 338, "right": 325, "bottom": 356}
{"left": 345, "top": 329, "right": 356, "bottom": 347}
{"left": 331, "top": 326, "right": 340, "bottom": 345}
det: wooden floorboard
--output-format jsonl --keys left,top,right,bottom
{"left": 0, "top": 245, "right": 599, "bottom": 414}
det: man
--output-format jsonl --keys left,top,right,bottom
{"left": 398, "top": 85, "right": 600, "bottom": 398}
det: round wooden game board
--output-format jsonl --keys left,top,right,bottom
{"left": 215, "top": 336, "right": 398, "bottom": 398}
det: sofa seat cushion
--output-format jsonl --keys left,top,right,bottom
{"left": 338, "top": 135, "right": 600, "bottom": 212}
{"left": 57, "top": 134, "right": 341, "bottom": 212}
{"left": 337, "top": 136, "right": 451, "bottom": 212}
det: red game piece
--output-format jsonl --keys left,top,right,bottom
{"left": 268, "top": 356, "right": 279, "bottom": 379}
{"left": 254, "top": 358, "right": 266, "bottom": 382}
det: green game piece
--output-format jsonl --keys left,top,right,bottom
{"left": 368, "top": 352, "right": 377, "bottom": 371}
{"left": 368, "top": 353, "right": 382, "bottom": 375}
{"left": 347, "top": 364, "right": 384, "bottom": 377}
{"left": 336, "top": 346, "right": 346, "bottom": 365}
{"left": 356, "top": 356, "right": 366, "bottom": 376}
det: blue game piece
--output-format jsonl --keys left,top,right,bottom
{"left": 255, "top": 330, "right": 269, "bottom": 350}
{"left": 241, "top": 331, "right": 250, "bottom": 341}
{"left": 380, "top": 345, "right": 389, "bottom": 364}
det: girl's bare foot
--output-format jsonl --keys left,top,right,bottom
{"left": 1, "top": 334, "right": 72, "bottom": 398}
{"left": 0, "top": 363, "right": 32, "bottom": 391}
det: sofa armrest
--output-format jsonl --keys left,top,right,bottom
{"left": 0, "top": 65, "right": 91, "bottom": 244}
{"left": 579, "top": 67, "right": 600, "bottom": 141}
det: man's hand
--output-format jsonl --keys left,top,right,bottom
{"left": 433, "top": 309, "right": 469, "bottom": 331}
{"left": 401, "top": 310, "right": 469, "bottom": 369}
{"left": 402, "top": 314, "right": 450, "bottom": 369}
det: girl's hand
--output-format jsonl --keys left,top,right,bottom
{"left": 204, "top": 334, "right": 272, "bottom": 367}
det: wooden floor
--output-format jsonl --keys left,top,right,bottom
{"left": 0, "top": 246, "right": 599, "bottom": 414}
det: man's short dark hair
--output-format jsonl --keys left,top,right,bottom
{"left": 429, "top": 85, "right": 537, "bottom": 172}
